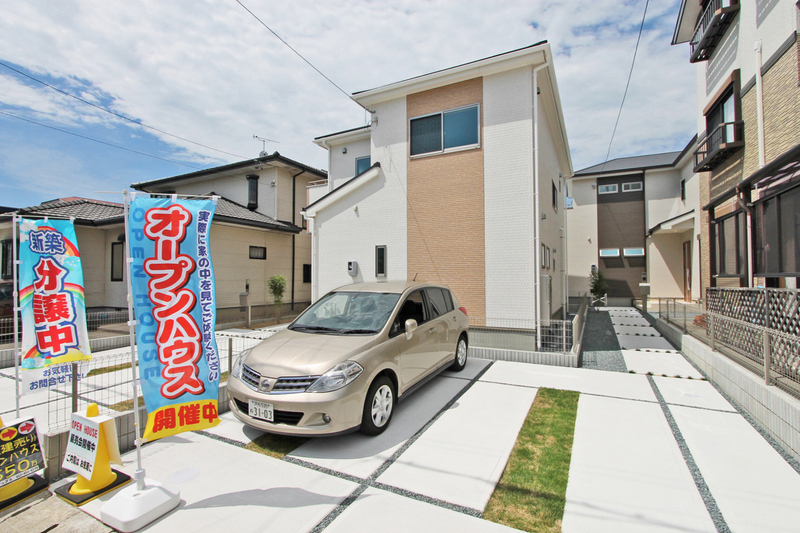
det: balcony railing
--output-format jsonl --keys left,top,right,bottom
{"left": 693, "top": 120, "right": 744, "bottom": 172}
{"left": 689, "top": 0, "right": 740, "bottom": 63}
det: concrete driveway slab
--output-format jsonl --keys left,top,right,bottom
{"left": 609, "top": 316, "right": 651, "bottom": 327}
{"left": 324, "top": 487, "right": 521, "bottom": 533}
{"left": 288, "top": 365, "right": 481, "bottom": 480}
{"left": 377, "top": 380, "right": 537, "bottom": 511}
{"left": 622, "top": 350, "right": 704, "bottom": 380}
{"left": 78, "top": 432, "right": 358, "bottom": 533}
{"left": 653, "top": 377, "right": 735, "bottom": 411}
{"left": 481, "top": 361, "right": 656, "bottom": 402}
{"left": 563, "top": 395, "right": 715, "bottom": 533}
{"left": 201, "top": 410, "right": 267, "bottom": 444}
{"left": 670, "top": 405, "right": 800, "bottom": 533}
{"left": 617, "top": 335, "right": 675, "bottom": 350}
{"left": 613, "top": 325, "right": 661, "bottom": 336}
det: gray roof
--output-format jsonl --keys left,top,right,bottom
{"left": 205, "top": 193, "right": 300, "bottom": 233}
{"left": 574, "top": 151, "right": 682, "bottom": 176}
{"left": 19, "top": 198, "right": 124, "bottom": 225}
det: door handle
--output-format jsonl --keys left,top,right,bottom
{"left": 428, "top": 328, "right": 436, "bottom": 334}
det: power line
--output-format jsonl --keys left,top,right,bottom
{"left": 234, "top": 0, "right": 372, "bottom": 114}
{"left": 0, "top": 60, "right": 247, "bottom": 159}
{"left": 0, "top": 109, "right": 203, "bottom": 169}
{"left": 601, "top": 0, "right": 650, "bottom": 170}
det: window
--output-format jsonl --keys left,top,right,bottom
{"left": 599, "top": 248, "right": 620, "bottom": 257}
{"left": 111, "top": 242, "right": 124, "bottom": 282}
{"left": 355, "top": 156, "right": 371, "bottom": 175}
{"left": 391, "top": 290, "right": 428, "bottom": 337}
{"left": 622, "top": 182, "right": 642, "bottom": 192}
{"left": 680, "top": 179, "right": 686, "bottom": 201}
{"left": 565, "top": 196, "right": 574, "bottom": 209}
{"left": 426, "top": 288, "right": 453, "bottom": 319}
{"left": 623, "top": 248, "right": 645, "bottom": 257}
{"left": 713, "top": 211, "right": 747, "bottom": 277}
{"left": 1, "top": 239, "right": 13, "bottom": 280}
{"left": 755, "top": 185, "right": 800, "bottom": 276}
{"left": 246, "top": 174, "right": 259, "bottom": 210}
{"left": 249, "top": 246, "right": 266, "bottom": 260}
{"left": 375, "top": 245, "right": 387, "bottom": 277}
{"left": 303, "top": 264, "right": 312, "bottom": 283}
{"left": 409, "top": 105, "right": 479, "bottom": 156}
{"left": 598, "top": 184, "right": 618, "bottom": 195}
{"left": 552, "top": 181, "right": 558, "bottom": 212}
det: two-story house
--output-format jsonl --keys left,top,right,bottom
{"left": 672, "top": 0, "right": 800, "bottom": 292}
{"left": 304, "top": 42, "right": 573, "bottom": 326}
{"left": 567, "top": 138, "right": 701, "bottom": 305}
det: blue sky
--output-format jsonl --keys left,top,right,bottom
{"left": 0, "top": 0, "right": 696, "bottom": 209}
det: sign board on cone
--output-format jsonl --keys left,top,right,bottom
{"left": 0, "top": 417, "right": 45, "bottom": 487}
{"left": 62, "top": 411, "right": 121, "bottom": 479}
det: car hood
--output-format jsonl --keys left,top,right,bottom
{"left": 243, "top": 328, "right": 378, "bottom": 377}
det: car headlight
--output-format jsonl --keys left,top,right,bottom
{"left": 231, "top": 348, "right": 251, "bottom": 380}
{"left": 306, "top": 361, "right": 363, "bottom": 393}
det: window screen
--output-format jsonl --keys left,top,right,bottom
{"left": 410, "top": 115, "right": 442, "bottom": 156}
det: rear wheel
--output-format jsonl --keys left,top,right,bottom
{"left": 450, "top": 335, "right": 468, "bottom": 371}
{"left": 361, "top": 376, "right": 395, "bottom": 435}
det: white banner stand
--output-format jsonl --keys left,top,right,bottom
{"left": 100, "top": 192, "right": 179, "bottom": 532}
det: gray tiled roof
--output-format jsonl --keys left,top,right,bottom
{"left": 19, "top": 198, "right": 124, "bottom": 223}
{"left": 574, "top": 151, "right": 682, "bottom": 176}
{"left": 209, "top": 194, "right": 297, "bottom": 231}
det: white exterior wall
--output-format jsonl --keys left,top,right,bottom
{"left": 483, "top": 67, "right": 535, "bottom": 324}
{"left": 326, "top": 136, "right": 371, "bottom": 190}
{"left": 167, "top": 168, "right": 279, "bottom": 219}
{"left": 566, "top": 178, "right": 599, "bottom": 296}
{"left": 644, "top": 168, "right": 684, "bottom": 228}
{"left": 311, "top": 97, "right": 408, "bottom": 301}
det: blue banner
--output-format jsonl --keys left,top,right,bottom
{"left": 18, "top": 218, "right": 92, "bottom": 370}
{"left": 127, "top": 196, "right": 220, "bottom": 440}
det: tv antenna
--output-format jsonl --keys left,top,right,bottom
{"left": 253, "top": 135, "right": 279, "bottom": 157}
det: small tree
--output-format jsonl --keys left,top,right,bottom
{"left": 268, "top": 275, "right": 287, "bottom": 321}
{"left": 589, "top": 269, "right": 608, "bottom": 301}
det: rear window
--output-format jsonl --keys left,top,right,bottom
{"left": 426, "top": 288, "right": 454, "bottom": 318}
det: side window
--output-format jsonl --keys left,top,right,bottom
{"left": 111, "top": 241, "right": 124, "bottom": 282}
{"left": 426, "top": 288, "right": 452, "bottom": 318}
{"left": 390, "top": 290, "right": 427, "bottom": 337}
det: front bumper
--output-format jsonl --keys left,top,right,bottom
{"left": 227, "top": 374, "right": 366, "bottom": 436}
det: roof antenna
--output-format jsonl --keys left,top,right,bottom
{"left": 253, "top": 135, "right": 279, "bottom": 157}
{"left": 413, "top": 273, "right": 418, "bottom": 281}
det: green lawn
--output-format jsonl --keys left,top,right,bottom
{"left": 484, "top": 388, "right": 580, "bottom": 532}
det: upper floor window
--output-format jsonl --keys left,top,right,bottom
{"left": 680, "top": 179, "right": 686, "bottom": 201}
{"left": 694, "top": 71, "right": 743, "bottom": 172}
{"left": 409, "top": 105, "right": 479, "bottom": 157}
{"left": 356, "top": 156, "right": 371, "bottom": 175}
{"left": 622, "top": 182, "right": 642, "bottom": 192}
{"left": 598, "top": 184, "right": 618, "bottom": 195}
{"left": 552, "top": 181, "right": 558, "bottom": 212}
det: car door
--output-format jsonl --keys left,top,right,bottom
{"left": 425, "top": 287, "right": 456, "bottom": 367}
{"left": 390, "top": 290, "right": 437, "bottom": 390}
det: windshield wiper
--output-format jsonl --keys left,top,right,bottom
{"left": 339, "top": 329, "right": 377, "bottom": 335}
{"left": 290, "top": 325, "right": 338, "bottom": 332}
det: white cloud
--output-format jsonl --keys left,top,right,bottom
{"left": 0, "top": 0, "right": 696, "bottom": 205}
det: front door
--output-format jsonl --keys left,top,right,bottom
{"left": 683, "top": 240, "right": 692, "bottom": 302}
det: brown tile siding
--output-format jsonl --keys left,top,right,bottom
{"left": 406, "top": 77, "right": 486, "bottom": 321}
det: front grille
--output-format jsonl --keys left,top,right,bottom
{"left": 233, "top": 398, "right": 303, "bottom": 426}
{"left": 241, "top": 364, "right": 260, "bottom": 389}
{"left": 272, "top": 376, "right": 319, "bottom": 393}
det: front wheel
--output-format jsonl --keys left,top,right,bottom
{"left": 360, "top": 376, "right": 395, "bottom": 436}
{"left": 450, "top": 335, "right": 468, "bottom": 371}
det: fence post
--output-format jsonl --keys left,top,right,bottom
{"left": 228, "top": 337, "right": 234, "bottom": 377}
{"left": 71, "top": 362, "right": 79, "bottom": 414}
{"left": 708, "top": 313, "right": 716, "bottom": 351}
{"left": 763, "top": 328, "right": 771, "bottom": 386}
{"left": 683, "top": 302, "right": 687, "bottom": 333}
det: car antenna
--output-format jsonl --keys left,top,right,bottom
{"left": 413, "top": 273, "right": 417, "bottom": 281}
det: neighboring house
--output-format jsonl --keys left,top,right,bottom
{"left": 131, "top": 152, "right": 326, "bottom": 316}
{"left": 305, "top": 42, "right": 573, "bottom": 326}
{"left": 567, "top": 139, "right": 701, "bottom": 305}
{"left": 672, "top": 0, "right": 800, "bottom": 292}
{"left": 0, "top": 152, "right": 326, "bottom": 319}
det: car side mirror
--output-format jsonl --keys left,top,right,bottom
{"left": 404, "top": 318, "right": 418, "bottom": 340}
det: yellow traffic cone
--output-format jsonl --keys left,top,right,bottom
{"left": 68, "top": 404, "right": 117, "bottom": 496}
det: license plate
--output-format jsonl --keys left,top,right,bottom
{"left": 248, "top": 399, "right": 274, "bottom": 422}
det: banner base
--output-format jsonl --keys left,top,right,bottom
{"left": 100, "top": 478, "right": 180, "bottom": 532}
{"left": 0, "top": 475, "right": 48, "bottom": 512}
{"left": 55, "top": 470, "right": 131, "bottom": 506}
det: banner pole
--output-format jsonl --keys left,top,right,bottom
{"left": 122, "top": 191, "right": 145, "bottom": 490}
{"left": 12, "top": 215, "right": 20, "bottom": 418}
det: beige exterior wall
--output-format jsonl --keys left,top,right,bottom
{"left": 406, "top": 77, "right": 486, "bottom": 321}
{"left": 566, "top": 177, "right": 599, "bottom": 296}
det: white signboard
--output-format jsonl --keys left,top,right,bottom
{"left": 61, "top": 411, "right": 121, "bottom": 479}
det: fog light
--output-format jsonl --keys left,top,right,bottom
{"left": 322, "top": 414, "right": 331, "bottom": 423}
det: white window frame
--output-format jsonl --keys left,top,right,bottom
{"left": 599, "top": 248, "right": 620, "bottom": 258}
{"left": 622, "top": 182, "right": 643, "bottom": 192}
{"left": 409, "top": 104, "right": 480, "bottom": 158}
{"left": 623, "top": 248, "right": 645, "bottom": 257}
{"left": 598, "top": 184, "right": 618, "bottom": 195}
{"left": 375, "top": 245, "right": 387, "bottom": 277}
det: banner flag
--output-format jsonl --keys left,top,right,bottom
{"left": 128, "top": 197, "right": 221, "bottom": 441}
{"left": 18, "top": 218, "right": 92, "bottom": 370}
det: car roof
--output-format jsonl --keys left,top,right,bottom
{"left": 332, "top": 281, "right": 446, "bottom": 294}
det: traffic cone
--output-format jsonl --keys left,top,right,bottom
{"left": 55, "top": 403, "right": 131, "bottom": 506}
{"left": 0, "top": 415, "right": 48, "bottom": 512}
{"left": 68, "top": 403, "right": 117, "bottom": 495}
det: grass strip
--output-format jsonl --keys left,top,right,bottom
{"left": 484, "top": 387, "right": 580, "bottom": 532}
{"left": 86, "top": 362, "right": 133, "bottom": 377}
{"left": 245, "top": 433, "right": 311, "bottom": 459}
{"left": 110, "top": 396, "right": 145, "bottom": 412}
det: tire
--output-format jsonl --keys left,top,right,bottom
{"left": 449, "top": 335, "right": 468, "bottom": 372}
{"left": 360, "top": 376, "right": 395, "bottom": 436}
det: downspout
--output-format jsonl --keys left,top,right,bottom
{"left": 318, "top": 139, "right": 334, "bottom": 193}
{"left": 291, "top": 169, "right": 306, "bottom": 312}
{"left": 533, "top": 62, "right": 549, "bottom": 347}
{"left": 736, "top": 185, "right": 754, "bottom": 288}
{"left": 302, "top": 209, "right": 318, "bottom": 302}
{"left": 748, "top": 40, "right": 765, "bottom": 288}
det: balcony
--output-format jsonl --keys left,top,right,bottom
{"left": 693, "top": 121, "right": 744, "bottom": 172}
{"left": 689, "top": 0, "right": 740, "bottom": 63}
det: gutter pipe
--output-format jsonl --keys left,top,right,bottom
{"left": 533, "top": 61, "right": 549, "bottom": 347}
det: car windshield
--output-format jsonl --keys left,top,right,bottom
{"left": 290, "top": 291, "right": 401, "bottom": 334}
